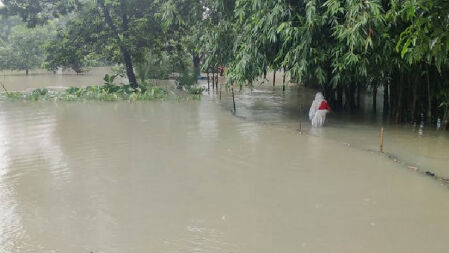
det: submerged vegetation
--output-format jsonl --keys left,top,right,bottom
{"left": 1, "top": 84, "right": 170, "bottom": 102}
{"left": 1, "top": 0, "right": 449, "bottom": 128}
{"left": 162, "top": 0, "right": 449, "bottom": 129}
{"left": 0, "top": 72, "right": 202, "bottom": 102}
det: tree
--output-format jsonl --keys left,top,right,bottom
{"left": 43, "top": 13, "right": 101, "bottom": 74}
{"left": 3, "top": 0, "right": 161, "bottom": 88}
{"left": 6, "top": 25, "right": 47, "bottom": 74}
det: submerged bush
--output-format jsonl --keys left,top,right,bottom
{"left": 1, "top": 84, "right": 171, "bottom": 102}
{"left": 176, "top": 68, "right": 197, "bottom": 88}
{"left": 187, "top": 86, "right": 206, "bottom": 95}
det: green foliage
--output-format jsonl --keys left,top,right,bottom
{"left": 43, "top": 21, "right": 97, "bottom": 73}
{"left": 3, "top": 0, "right": 449, "bottom": 125}
{"left": 394, "top": 0, "right": 449, "bottom": 68}
{"left": 0, "top": 24, "right": 49, "bottom": 73}
{"left": 135, "top": 52, "right": 172, "bottom": 83}
{"left": 186, "top": 86, "right": 206, "bottom": 95}
{"left": 103, "top": 73, "right": 119, "bottom": 86}
{"left": 176, "top": 68, "right": 196, "bottom": 87}
{"left": 1, "top": 84, "right": 171, "bottom": 101}
{"left": 0, "top": 15, "right": 22, "bottom": 41}
{"left": 2, "top": 0, "right": 78, "bottom": 27}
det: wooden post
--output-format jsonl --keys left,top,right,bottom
{"left": 231, "top": 85, "right": 236, "bottom": 113}
{"left": 219, "top": 82, "right": 222, "bottom": 101}
{"left": 273, "top": 70, "right": 276, "bottom": 88}
{"left": 380, "top": 127, "right": 384, "bottom": 153}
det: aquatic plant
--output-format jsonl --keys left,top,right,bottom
{"left": 186, "top": 86, "right": 206, "bottom": 95}
{"left": 103, "top": 74, "right": 119, "bottom": 86}
{"left": 0, "top": 84, "right": 173, "bottom": 102}
{"left": 185, "top": 86, "right": 207, "bottom": 100}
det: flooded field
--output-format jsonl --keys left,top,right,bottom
{"left": 0, "top": 67, "right": 125, "bottom": 92}
{"left": 217, "top": 79, "right": 449, "bottom": 179}
{"left": 1, "top": 70, "right": 449, "bottom": 252}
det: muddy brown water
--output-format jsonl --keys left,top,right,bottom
{"left": 215, "top": 75, "right": 449, "bottom": 179}
{"left": 1, "top": 70, "right": 449, "bottom": 252}
{"left": 0, "top": 67, "right": 126, "bottom": 92}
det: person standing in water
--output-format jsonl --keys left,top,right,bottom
{"left": 309, "top": 92, "right": 331, "bottom": 127}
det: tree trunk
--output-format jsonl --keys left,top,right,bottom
{"left": 336, "top": 84, "right": 343, "bottom": 110}
{"left": 356, "top": 83, "right": 361, "bottom": 109}
{"left": 444, "top": 110, "right": 449, "bottom": 130}
{"left": 396, "top": 75, "right": 403, "bottom": 123}
{"left": 207, "top": 71, "right": 210, "bottom": 91}
{"left": 282, "top": 71, "right": 286, "bottom": 92}
{"left": 99, "top": 1, "right": 138, "bottom": 88}
{"left": 193, "top": 54, "right": 201, "bottom": 84}
{"left": 215, "top": 70, "right": 219, "bottom": 90}
{"left": 383, "top": 83, "right": 389, "bottom": 117}
{"left": 411, "top": 80, "right": 418, "bottom": 123}
{"left": 372, "top": 84, "right": 377, "bottom": 113}
{"left": 345, "top": 83, "right": 356, "bottom": 111}
{"left": 231, "top": 85, "right": 236, "bottom": 112}
{"left": 212, "top": 71, "right": 215, "bottom": 90}
{"left": 123, "top": 52, "right": 137, "bottom": 87}
{"left": 264, "top": 69, "right": 267, "bottom": 79}
{"left": 323, "top": 83, "right": 334, "bottom": 108}
{"left": 426, "top": 65, "right": 432, "bottom": 124}
{"left": 25, "top": 69, "right": 29, "bottom": 75}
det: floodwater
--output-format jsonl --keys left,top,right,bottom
{"left": 1, "top": 71, "right": 449, "bottom": 252}
{"left": 0, "top": 67, "right": 125, "bottom": 92}
{"left": 216, "top": 76, "right": 449, "bottom": 179}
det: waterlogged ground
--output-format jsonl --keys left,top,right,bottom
{"left": 217, "top": 82, "right": 449, "bottom": 179}
{"left": 1, "top": 71, "right": 449, "bottom": 252}
{"left": 1, "top": 98, "right": 449, "bottom": 252}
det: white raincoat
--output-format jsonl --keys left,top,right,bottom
{"left": 309, "top": 92, "right": 329, "bottom": 127}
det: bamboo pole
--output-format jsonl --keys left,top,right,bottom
{"left": 380, "top": 127, "right": 384, "bottom": 153}
{"left": 212, "top": 71, "right": 215, "bottom": 90}
{"left": 216, "top": 74, "right": 219, "bottom": 90}
{"left": 282, "top": 72, "right": 286, "bottom": 92}
{"left": 231, "top": 85, "right": 236, "bottom": 113}
{"left": 207, "top": 71, "right": 210, "bottom": 92}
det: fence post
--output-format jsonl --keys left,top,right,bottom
{"left": 380, "top": 127, "right": 384, "bottom": 153}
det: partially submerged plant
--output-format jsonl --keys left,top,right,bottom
{"left": 0, "top": 84, "right": 171, "bottom": 102}
{"left": 187, "top": 86, "right": 206, "bottom": 95}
